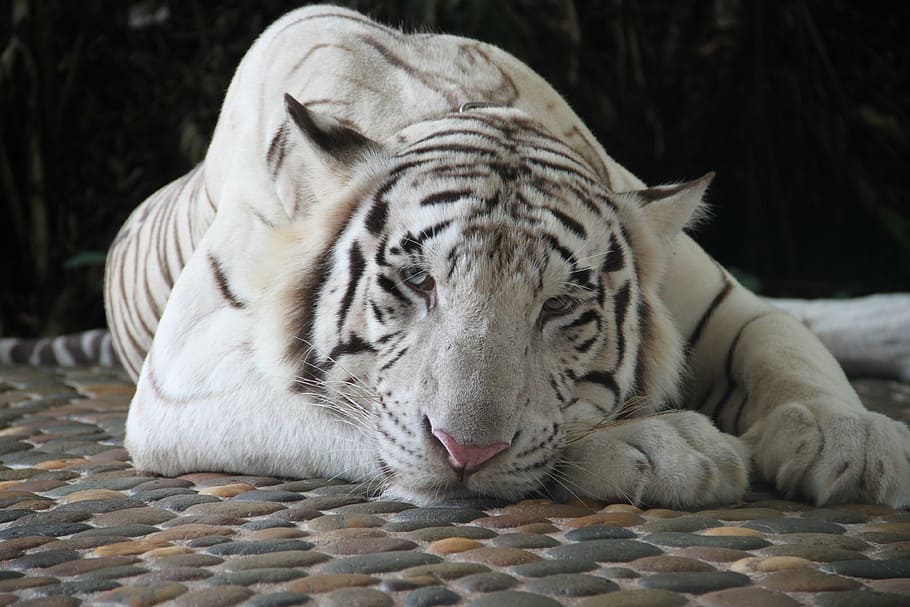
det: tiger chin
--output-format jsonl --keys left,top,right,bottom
{"left": 118, "top": 5, "right": 910, "bottom": 510}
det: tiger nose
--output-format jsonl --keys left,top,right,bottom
{"left": 432, "top": 428, "right": 509, "bottom": 471}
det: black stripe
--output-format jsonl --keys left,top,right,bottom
{"left": 524, "top": 157, "right": 598, "bottom": 187}
{"left": 579, "top": 371, "right": 619, "bottom": 396}
{"left": 397, "top": 143, "right": 497, "bottom": 159}
{"left": 406, "top": 128, "right": 504, "bottom": 150}
{"left": 540, "top": 234, "right": 574, "bottom": 264}
{"left": 704, "top": 312, "right": 775, "bottom": 425}
{"left": 370, "top": 300, "right": 385, "bottom": 323}
{"left": 267, "top": 124, "right": 289, "bottom": 178}
{"left": 611, "top": 282, "right": 631, "bottom": 367}
{"left": 379, "top": 346, "right": 409, "bottom": 372}
{"left": 565, "top": 310, "right": 599, "bottom": 330}
{"left": 542, "top": 205, "right": 586, "bottom": 239}
{"left": 630, "top": 300, "right": 653, "bottom": 401}
{"left": 337, "top": 244, "right": 366, "bottom": 332}
{"left": 365, "top": 199, "right": 388, "bottom": 236}
{"left": 326, "top": 334, "right": 376, "bottom": 364}
{"left": 601, "top": 236, "right": 625, "bottom": 273}
{"left": 420, "top": 190, "right": 473, "bottom": 207}
{"left": 208, "top": 253, "right": 245, "bottom": 309}
{"left": 570, "top": 267, "right": 593, "bottom": 287}
{"left": 400, "top": 220, "right": 454, "bottom": 255}
{"left": 687, "top": 267, "right": 733, "bottom": 352}
{"left": 377, "top": 274, "right": 408, "bottom": 302}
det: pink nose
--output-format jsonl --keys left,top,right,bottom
{"left": 432, "top": 428, "right": 509, "bottom": 471}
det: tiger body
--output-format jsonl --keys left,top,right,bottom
{"left": 106, "top": 6, "right": 910, "bottom": 508}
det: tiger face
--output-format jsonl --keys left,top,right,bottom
{"left": 253, "top": 97, "right": 705, "bottom": 504}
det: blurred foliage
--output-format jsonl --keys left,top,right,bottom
{"left": 1, "top": 0, "right": 908, "bottom": 336}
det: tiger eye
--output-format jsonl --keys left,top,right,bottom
{"left": 542, "top": 296, "right": 573, "bottom": 315}
{"left": 401, "top": 268, "right": 436, "bottom": 292}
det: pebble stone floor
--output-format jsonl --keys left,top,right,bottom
{"left": 1, "top": 365, "right": 909, "bottom": 607}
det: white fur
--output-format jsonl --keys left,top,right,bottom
{"left": 115, "top": 6, "right": 910, "bottom": 509}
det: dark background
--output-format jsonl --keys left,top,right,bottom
{"left": 2, "top": 0, "right": 908, "bottom": 337}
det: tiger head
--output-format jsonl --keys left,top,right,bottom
{"left": 250, "top": 95, "right": 709, "bottom": 504}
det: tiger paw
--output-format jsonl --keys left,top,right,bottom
{"left": 558, "top": 410, "right": 749, "bottom": 508}
{"left": 743, "top": 402, "right": 910, "bottom": 508}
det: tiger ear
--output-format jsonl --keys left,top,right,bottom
{"left": 639, "top": 172, "right": 713, "bottom": 242}
{"left": 274, "top": 94, "right": 378, "bottom": 216}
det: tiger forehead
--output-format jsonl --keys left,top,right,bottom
{"left": 392, "top": 110, "right": 599, "bottom": 178}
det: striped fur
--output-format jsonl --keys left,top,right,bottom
{"left": 0, "top": 330, "right": 117, "bottom": 368}
{"left": 103, "top": 6, "right": 908, "bottom": 508}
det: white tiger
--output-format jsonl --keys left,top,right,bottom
{"left": 104, "top": 5, "right": 910, "bottom": 508}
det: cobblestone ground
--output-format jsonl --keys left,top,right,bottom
{"left": 0, "top": 365, "right": 908, "bottom": 607}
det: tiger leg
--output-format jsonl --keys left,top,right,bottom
{"left": 557, "top": 411, "right": 749, "bottom": 508}
{"left": 669, "top": 239, "right": 910, "bottom": 507}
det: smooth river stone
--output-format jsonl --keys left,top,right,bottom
{"left": 53, "top": 497, "right": 147, "bottom": 513}
{"left": 130, "top": 488, "right": 197, "bottom": 502}
{"left": 631, "top": 555, "right": 717, "bottom": 572}
{"left": 6, "top": 549, "right": 81, "bottom": 571}
{"left": 93, "top": 506, "right": 176, "bottom": 526}
{"left": 320, "top": 536, "right": 418, "bottom": 555}
{"left": 640, "top": 516, "right": 721, "bottom": 533}
{"left": 564, "top": 525, "right": 637, "bottom": 541}
{"left": 403, "top": 526, "right": 497, "bottom": 542}
{"left": 759, "top": 568, "right": 862, "bottom": 592}
{"left": 224, "top": 550, "right": 330, "bottom": 571}
{"left": 453, "top": 572, "right": 517, "bottom": 593}
{"left": 642, "top": 532, "right": 770, "bottom": 550}
{"left": 403, "top": 585, "right": 460, "bottom": 607}
{"left": 94, "top": 581, "right": 187, "bottom": 605}
{"left": 156, "top": 493, "right": 222, "bottom": 512}
{"left": 772, "top": 533, "right": 869, "bottom": 550}
{"left": 699, "top": 586, "right": 801, "bottom": 607}
{"left": 451, "top": 547, "right": 541, "bottom": 567}
{"left": 0, "top": 522, "right": 92, "bottom": 539}
{"left": 698, "top": 508, "right": 784, "bottom": 521}
{"left": 821, "top": 559, "right": 910, "bottom": 579}
{"left": 800, "top": 508, "right": 870, "bottom": 524}
{"left": 399, "top": 562, "right": 489, "bottom": 581}
{"left": 742, "top": 518, "right": 845, "bottom": 535}
{"left": 760, "top": 544, "right": 867, "bottom": 562}
{"left": 546, "top": 539, "right": 663, "bottom": 562}
{"left": 577, "top": 589, "right": 687, "bottom": 607}
{"left": 130, "top": 478, "right": 195, "bottom": 492}
{"left": 565, "top": 511, "right": 645, "bottom": 529}
{"left": 308, "top": 514, "right": 386, "bottom": 531}
{"left": 206, "top": 539, "right": 314, "bottom": 556}
{"left": 426, "top": 538, "right": 483, "bottom": 554}
{"left": 231, "top": 489, "right": 305, "bottom": 502}
{"left": 637, "top": 571, "right": 751, "bottom": 594}
{"left": 331, "top": 502, "right": 414, "bottom": 516}
{"left": 320, "top": 551, "right": 443, "bottom": 574}
{"left": 287, "top": 573, "right": 379, "bottom": 593}
{"left": 246, "top": 591, "right": 313, "bottom": 607}
{"left": 489, "top": 532, "right": 559, "bottom": 549}
{"left": 523, "top": 573, "right": 620, "bottom": 597}
{"left": 812, "top": 591, "right": 909, "bottom": 607}
{"left": 509, "top": 559, "right": 599, "bottom": 577}
{"left": 182, "top": 500, "right": 287, "bottom": 517}
{"left": 7, "top": 510, "right": 91, "bottom": 527}
{"left": 466, "top": 590, "right": 563, "bottom": 607}
{"left": 472, "top": 512, "right": 548, "bottom": 529}
{"left": 323, "top": 588, "right": 393, "bottom": 607}
{"left": 391, "top": 507, "right": 487, "bottom": 525}
{"left": 172, "top": 585, "right": 254, "bottom": 606}
{"left": 208, "top": 568, "right": 307, "bottom": 586}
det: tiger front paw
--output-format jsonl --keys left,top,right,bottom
{"left": 743, "top": 402, "right": 910, "bottom": 508}
{"left": 558, "top": 410, "right": 749, "bottom": 508}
